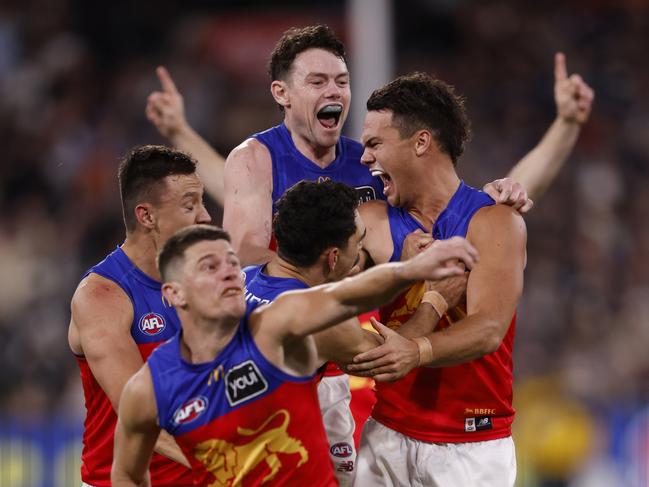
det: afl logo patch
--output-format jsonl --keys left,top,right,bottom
{"left": 138, "top": 312, "right": 166, "bottom": 335}
{"left": 173, "top": 396, "right": 208, "bottom": 425}
{"left": 330, "top": 442, "right": 353, "bottom": 458}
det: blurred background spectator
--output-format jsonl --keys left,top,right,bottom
{"left": 0, "top": 0, "right": 647, "bottom": 485}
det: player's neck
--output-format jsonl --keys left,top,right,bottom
{"left": 405, "top": 162, "right": 461, "bottom": 232}
{"left": 178, "top": 314, "right": 239, "bottom": 364}
{"left": 265, "top": 256, "right": 324, "bottom": 287}
{"left": 121, "top": 232, "right": 162, "bottom": 281}
{"left": 284, "top": 120, "right": 337, "bottom": 168}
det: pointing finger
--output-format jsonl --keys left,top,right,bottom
{"left": 555, "top": 52, "right": 567, "bottom": 83}
{"left": 156, "top": 66, "right": 179, "bottom": 94}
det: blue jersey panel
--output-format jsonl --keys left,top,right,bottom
{"left": 83, "top": 247, "right": 180, "bottom": 344}
{"left": 387, "top": 182, "right": 494, "bottom": 261}
{"left": 252, "top": 123, "right": 385, "bottom": 211}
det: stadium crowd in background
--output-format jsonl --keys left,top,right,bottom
{"left": 0, "top": 1, "right": 647, "bottom": 486}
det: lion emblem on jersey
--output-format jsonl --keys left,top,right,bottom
{"left": 383, "top": 281, "right": 426, "bottom": 329}
{"left": 194, "top": 409, "right": 308, "bottom": 486}
{"left": 382, "top": 281, "right": 466, "bottom": 330}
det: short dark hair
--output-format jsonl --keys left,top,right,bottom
{"left": 366, "top": 72, "right": 471, "bottom": 165}
{"left": 273, "top": 180, "right": 359, "bottom": 267}
{"left": 269, "top": 24, "right": 347, "bottom": 82}
{"left": 157, "top": 224, "right": 231, "bottom": 281}
{"left": 118, "top": 145, "right": 197, "bottom": 232}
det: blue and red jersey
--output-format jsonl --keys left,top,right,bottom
{"left": 74, "top": 246, "right": 192, "bottom": 486}
{"left": 372, "top": 182, "right": 518, "bottom": 443}
{"left": 148, "top": 320, "right": 337, "bottom": 486}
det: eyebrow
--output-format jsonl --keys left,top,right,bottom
{"left": 306, "top": 70, "right": 349, "bottom": 78}
{"left": 197, "top": 253, "right": 216, "bottom": 265}
{"left": 182, "top": 191, "right": 200, "bottom": 200}
{"left": 361, "top": 136, "right": 376, "bottom": 147}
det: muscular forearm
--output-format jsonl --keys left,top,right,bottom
{"left": 333, "top": 263, "right": 417, "bottom": 314}
{"left": 170, "top": 124, "right": 226, "bottom": 206}
{"left": 317, "top": 324, "right": 383, "bottom": 367}
{"left": 507, "top": 117, "right": 580, "bottom": 200}
{"left": 111, "top": 472, "right": 149, "bottom": 487}
{"left": 153, "top": 430, "right": 190, "bottom": 468}
{"left": 422, "top": 314, "right": 510, "bottom": 367}
{"left": 396, "top": 303, "right": 441, "bottom": 339}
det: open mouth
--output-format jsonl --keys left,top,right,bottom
{"left": 222, "top": 287, "right": 243, "bottom": 297}
{"left": 371, "top": 168, "right": 393, "bottom": 195}
{"left": 316, "top": 104, "right": 343, "bottom": 129}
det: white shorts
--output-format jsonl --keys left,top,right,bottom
{"left": 317, "top": 374, "right": 357, "bottom": 487}
{"left": 354, "top": 418, "right": 516, "bottom": 487}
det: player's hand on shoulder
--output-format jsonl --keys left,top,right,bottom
{"left": 483, "top": 178, "right": 534, "bottom": 214}
{"left": 554, "top": 52, "right": 594, "bottom": 126}
{"left": 146, "top": 66, "right": 188, "bottom": 139}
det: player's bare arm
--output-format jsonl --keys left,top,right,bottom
{"left": 222, "top": 138, "right": 275, "bottom": 266}
{"left": 251, "top": 237, "right": 478, "bottom": 372}
{"left": 423, "top": 205, "right": 525, "bottom": 365}
{"left": 146, "top": 66, "right": 226, "bottom": 205}
{"left": 69, "top": 274, "right": 142, "bottom": 411}
{"left": 313, "top": 317, "right": 384, "bottom": 367}
{"left": 357, "top": 199, "right": 394, "bottom": 269}
{"left": 500, "top": 53, "right": 594, "bottom": 201}
{"left": 112, "top": 365, "right": 160, "bottom": 487}
{"left": 69, "top": 273, "right": 189, "bottom": 468}
{"left": 345, "top": 271, "right": 469, "bottom": 381}
{"left": 356, "top": 205, "right": 525, "bottom": 379}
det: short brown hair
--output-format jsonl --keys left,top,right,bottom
{"left": 269, "top": 24, "right": 346, "bottom": 82}
{"left": 118, "top": 145, "right": 197, "bottom": 232}
{"left": 157, "top": 224, "right": 231, "bottom": 281}
{"left": 366, "top": 72, "right": 471, "bottom": 165}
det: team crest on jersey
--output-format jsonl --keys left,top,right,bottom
{"left": 225, "top": 360, "right": 268, "bottom": 406}
{"left": 174, "top": 396, "right": 209, "bottom": 425}
{"left": 194, "top": 409, "right": 308, "bottom": 484}
{"left": 138, "top": 312, "right": 166, "bottom": 335}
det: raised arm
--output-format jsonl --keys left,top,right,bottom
{"left": 502, "top": 53, "right": 594, "bottom": 200}
{"left": 112, "top": 365, "right": 160, "bottom": 487}
{"left": 146, "top": 66, "right": 226, "bottom": 205}
{"left": 255, "top": 237, "right": 478, "bottom": 340}
{"left": 69, "top": 274, "right": 188, "bottom": 467}
{"left": 222, "top": 139, "right": 276, "bottom": 266}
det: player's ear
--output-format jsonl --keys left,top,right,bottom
{"left": 325, "top": 247, "right": 339, "bottom": 272}
{"left": 414, "top": 129, "right": 433, "bottom": 156}
{"left": 134, "top": 203, "right": 156, "bottom": 230}
{"left": 162, "top": 282, "right": 186, "bottom": 308}
{"left": 271, "top": 80, "right": 290, "bottom": 109}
